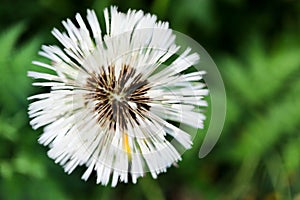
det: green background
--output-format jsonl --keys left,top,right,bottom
{"left": 0, "top": 0, "right": 300, "bottom": 199}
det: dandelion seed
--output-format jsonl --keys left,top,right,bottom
{"left": 28, "top": 6, "right": 208, "bottom": 187}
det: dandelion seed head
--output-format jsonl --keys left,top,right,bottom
{"left": 28, "top": 6, "right": 209, "bottom": 187}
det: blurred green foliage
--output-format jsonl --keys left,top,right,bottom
{"left": 0, "top": 0, "right": 300, "bottom": 199}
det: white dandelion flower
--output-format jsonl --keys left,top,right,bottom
{"left": 28, "top": 6, "right": 209, "bottom": 186}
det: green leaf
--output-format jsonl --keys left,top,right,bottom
{"left": 282, "top": 138, "right": 300, "bottom": 173}
{"left": 0, "top": 161, "right": 13, "bottom": 179}
{"left": 0, "top": 24, "right": 41, "bottom": 113}
{"left": 13, "top": 152, "right": 46, "bottom": 179}
{"left": 0, "top": 23, "right": 25, "bottom": 63}
{"left": 139, "top": 176, "right": 165, "bottom": 200}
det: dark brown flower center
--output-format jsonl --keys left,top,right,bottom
{"left": 86, "top": 64, "right": 151, "bottom": 131}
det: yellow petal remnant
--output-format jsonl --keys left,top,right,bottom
{"left": 123, "top": 132, "right": 131, "bottom": 158}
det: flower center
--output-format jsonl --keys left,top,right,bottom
{"left": 86, "top": 64, "right": 151, "bottom": 131}
{"left": 110, "top": 92, "right": 124, "bottom": 102}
